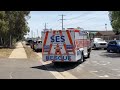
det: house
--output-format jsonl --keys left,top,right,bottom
{"left": 95, "top": 31, "right": 115, "bottom": 36}
{"left": 95, "top": 31, "right": 120, "bottom": 41}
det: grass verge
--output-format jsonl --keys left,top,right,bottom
{"left": 0, "top": 48, "right": 13, "bottom": 58}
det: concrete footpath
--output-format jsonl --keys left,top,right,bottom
{"left": 9, "top": 42, "right": 27, "bottom": 59}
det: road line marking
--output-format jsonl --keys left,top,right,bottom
{"left": 99, "top": 75, "right": 109, "bottom": 78}
{"left": 60, "top": 71, "right": 77, "bottom": 79}
{"left": 40, "top": 60, "right": 65, "bottom": 79}
{"left": 37, "top": 53, "right": 77, "bottom": 79}
{"left": 117, "top": 74, "right": 120, "bottom": 76}
{"left": 9, "top": 72, "right": 13, "bottom": 79}
{"left": 90, "top": 71, "right": 98, "bottom": 73}
{"left": 89, "top": 71, "right": 109, "bottom": 78}
{"left": 112, "top": 69, "right": 119, "bottom": 71}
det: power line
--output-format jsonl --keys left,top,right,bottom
{"left": 64, "top": 17, "right": 97, "bottom": 27}
{"left": 66, "top": 11, "right": 97, "bottom": 20}
{"left": 65, "top": 12, "right": 107, "bottom": 22}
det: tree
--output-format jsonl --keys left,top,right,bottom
{"left": 0, "top": 11, "right": 30, "bottom": 47}
{"left": 0, "top": 11, "right": 9, "bottom": 46}
{"left": 109, "top": 11, "right": 120, "bottom": 35}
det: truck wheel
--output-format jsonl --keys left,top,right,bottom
{"left": 82, "top": 52, "right": 85, "bottom": 62}
{"left": 78, "top": 52, "right": 85, "bottom": 64}
{"left": 87, "top": 48, "right": 91, "bottom": 58}
{"left": 87, "top": 52, "right": 90, "bottom": 58}
{"left": 53, "top": 62, "right": 60, "bottom": 66}
{"left": 93, "top": 44, "right": 96, "bottom": 49}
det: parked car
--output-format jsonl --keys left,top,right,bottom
{"left": 107, "top": 40, "right": 120, "bottom": 53}
{"left": 30, "top": 40, "right": 37, "bottom": 50}
{"left": 91, "top": 38, "right": 107, "bottom": 49}
{"left": 34, "top": 39, "right": 42, "bottom": 52}
{"left": 26, "top": 39, "right": 32, "bottom": 45}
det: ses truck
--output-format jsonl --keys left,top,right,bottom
{"left": 41, "top": 28, "right": 91, "bottom": 64}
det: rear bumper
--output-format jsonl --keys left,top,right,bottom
{"left": 96, "top": 45, "right": 107, "bottom": 48}
{"left": 52, "top": 60, "right": 78, "bottom": 62}
{"left": 35, "top": 47, "right": 42, "bottom": 50}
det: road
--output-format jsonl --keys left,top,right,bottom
{"left": 36, "top": 49, "right": 120, "bottom": 79}
{"left": 0, "top": 44, "right": 120, "bottom": 79}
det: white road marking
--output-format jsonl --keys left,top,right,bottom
{"left": 60, "top": 71, "right": 77, "bottom": 79}
{"left": 117, "top": 74, "right": 120, "bottom": 76}
{"left": 9, "top": 72, "right": 13, "bottom": 79}
{"left": 99, "top": 75, "right": 109, "bottom": 78}
{"left": 39, "top": 60, "right": 65, "bottom": 79}
{"left": 37, "top": 53, "right": 77, "bottom": 79}
{"left": 91, "top": 60, "right": 110, "bottom": 66}
{"left": 90, "top": 71, "right": 98, "bottom": 73}
{"left": 80, "top": 64, "right": 84, "bottom": 67}
{"left": 112, "top": 69, "right": 119, "bottom": 71}
{"left": 89, "top": 71, "right": 109, "bottom": 78}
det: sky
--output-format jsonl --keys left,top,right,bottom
{"left": 26, "top": 11, "right": 112, "bottom": 38}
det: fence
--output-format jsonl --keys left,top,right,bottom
{"left": 95, "top": 35, "right": 120, "bottom": 42}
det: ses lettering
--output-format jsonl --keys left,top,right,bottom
{"left": 51, "top": 36, "right": 65, "bottom": 42}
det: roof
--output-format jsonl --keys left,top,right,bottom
{"left": 96, "top": 31, "right": 115, "bottom": 36}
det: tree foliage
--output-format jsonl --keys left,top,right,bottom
{"left": 0, "top": 11, "right": 30, "bottom": 47}
{"left": 109, "top": 11, "right": 120, "bottom": 35}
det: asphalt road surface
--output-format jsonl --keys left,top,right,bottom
{"left": 37, "top": 49, "right": 120, "bottom": 79}
{"left": 0, "top": 58, "right": 56, "bottom": 79}
{"left": 0, "top": 47, "right": 120, "bottom": 79}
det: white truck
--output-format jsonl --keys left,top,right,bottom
{"left": 41, "top": 28, "right": 91, "bottom": 64}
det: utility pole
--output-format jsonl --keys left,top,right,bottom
{"left": 44, "top": 23, "right": 48, "bottom": 31}
{"left": 37, "top": 29, "right": 39, "bottom": 37}
{"left": 105, "top": 24, "right": 107, "bottom": 31}
{"left": 45, "top": 23, "right": 46, "bottom": 30}
{"left": 31, "top": 30, "right": 33, "bottom": 38}
{"left": 59, "top": 14, "right": 66, "bottom": 30}
{"left": 34, "top": 32, "right": 35, "bottom": 38}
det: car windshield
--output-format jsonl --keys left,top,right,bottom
{"left": 97, "top": 38, "right": 104, "bottom": 41}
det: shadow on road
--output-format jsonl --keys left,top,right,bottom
{"left": 31, "top": 62, "right": 84, "bottom": 72}
{"left": 100, "top": 51, "right": 120, "bottom": 58}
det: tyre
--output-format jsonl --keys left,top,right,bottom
{"left": 104, "top": 48, "right": 107, "bottom": 50}
{"left": 87, "top": 52, "right": 90, "bottom": 58}
{"left": 107, "top": 49, "right": 110, "bottom": 52}
{"left": 93, "top": 44, "right": 97, "bottom": 49}
{"left": 116, "top": 49, "right": 120, "bottom": 53}
{"left": 35, "top": 49, "right": 38, "bottom": 52}
{"left": 87, "top": 48, "right": 91, "bottom": 58}
{"left": 78, "top": 52, "right": 85, "bottom": 64}
{"left": 53, "top": 62, "right": 60, "bottom": 66}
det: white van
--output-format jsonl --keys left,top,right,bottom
{"left": 34, "top": 39, "right": 42, "bottom": 52}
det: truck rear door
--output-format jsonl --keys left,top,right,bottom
{"left": 42, "top": 30, "right": 75, "bottom": 62}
